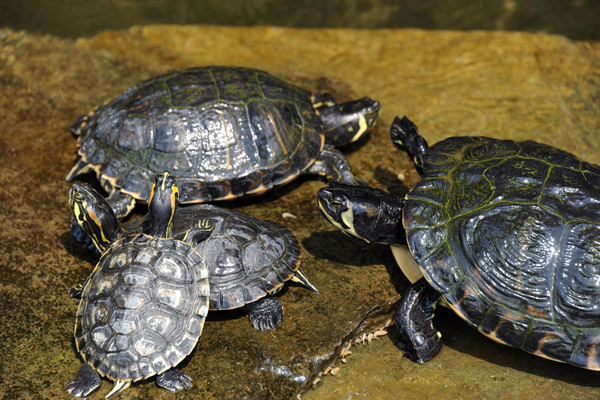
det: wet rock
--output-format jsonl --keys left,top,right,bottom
{"left": 0, "top": 25, "right": 599, "bottom": 399}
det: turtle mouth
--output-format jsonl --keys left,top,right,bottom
{"left": 364, "top": 99, "right": 380, "bottom": 127}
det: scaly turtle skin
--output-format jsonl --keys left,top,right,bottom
{"left": 69, "top": 172, "right": 317, "bottom": 332}
{"left": 66, "top": 66, "right": 380, "bottom": 220}
{"left": 66, "top": 173, "right": 213, "bottom": 398}
{"left": 317, "top": 116, "right": 600, "bottom": 370}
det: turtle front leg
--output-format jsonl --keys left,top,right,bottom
{"left": 390, "top": 116, "right": 428, "bottom": 175}
{"left": 244, "top": 297, "right": 284, "bottom": 331}
{"left": 394, "top": 278, "right": 442, "bottom": 363}
{"left": 306, "top": 145, "right": 361, "bottom": 185}
{"left": 156, "top": 368, "right": 193, "bottom": 392}
{"left": 69, "top": 273, "right": 92, "bottom": 301}
{"left": 66, "top": 363, "right": 101, "bottom": 398}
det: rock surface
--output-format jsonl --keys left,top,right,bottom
{"left": 0, "top": 25, "right": 599, "bottom": 399}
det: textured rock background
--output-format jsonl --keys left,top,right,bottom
{"left": 0, "top": 25, "right": 599, "bottom": 399}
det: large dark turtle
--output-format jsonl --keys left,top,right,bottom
{"left": 66, "top": 66, "right": 380, "bottom": 219}
{"left": 317, "top": 116, "right": 600, "bottom": 370}
{"left": 66, "top": 173, "right": 213, "bottom": 398}
{"left": 70, "top": 171, "right": 317, "bottom": 331}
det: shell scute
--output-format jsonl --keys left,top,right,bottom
{"left": 414, "top": 243, "right": 461, "bottom": 293}
{"left": 523, "top": 319, "right": 580, "bottom": 363}
{"left": 125, "top": 81, "right": 170, "bottom": 117}
{"left": 555, "top": 223, "right": 600, "bottom": 326}
{"left": 457, "top": 205, "right": 561, "bottom": 313}
{"left": 479, "top": 305, "right": 532, "bottom": 348}
{"left": 449, "top": 163, "right": 495, "bottom": 215}
{"left": 463, "top": 138, "right": 519, "bottom": 161}
{"left": 487, "top": 157, "right": 548, "bottom": 203}
{"left": 444, "top": 278, "right": 491, "bottom": 328}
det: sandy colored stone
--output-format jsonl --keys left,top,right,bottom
{"left": 0, "top": 25, "right": 599, "bottom": 399}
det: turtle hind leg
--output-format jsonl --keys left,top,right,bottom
{"left": 156, "top": 368, "right": 193, "bottom": 392}
{"left": 106, "top": 189, "right": 136, "bottom": 220}
{"left": 306, "top": 145, "right": 363, "bottom": 185}
{"left": 390, "top": 116, "right": 428, "bottom": 175}
{"left": 244, "top": 297, "right": 284, "bottom": 331}
{"left": 394, "top": 278, "right": 442, "bottom": 363}
{"left": 66, "top": 363, "right": 101, "bottom": 398}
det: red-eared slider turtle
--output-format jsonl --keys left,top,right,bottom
{"left": 66, "top": 66, "right": 380, "bottom": 220}
{"left": 70, "top": 172, "right": 317, "bottom": 331}
{"left": 66, "top": 173, "right": 213, "bottom": 398}
{"left": 317, "top": 116, "right": 600, "bottom": 370}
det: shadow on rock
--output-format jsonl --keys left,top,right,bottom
{"left": 60, "top": 231, "right": 100, "bottom": 266}
{"left": 372, "top": 165, "right": 411, "bottom": 196}
{"left": 302, "top": 230, "right": 408, "bottom": 295}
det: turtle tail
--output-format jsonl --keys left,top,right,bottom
{"left": 104, "top": 380, "right": 131, "bottom": 399}
{"left": 291, "top": 268, "right": 319, "bottom": 293}
{"left": 66, "top": 157, "right": 93, "bottom": 182}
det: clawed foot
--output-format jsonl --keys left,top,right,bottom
{"left": 66, "top": 363, "right": 101, "bottom": 398}
{"left": 69, "top": 283, "right": 84, "bottom": 300}
{"left": 245, "top": 297, "right": 284, "bottom": 331}
{"left": 156, "top": 368, "right": 193, "bottom": 392}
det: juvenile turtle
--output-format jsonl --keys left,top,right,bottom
{"left": 66, "top": 66, "right": 380, "bottom": 220}
{"left": 317, "top": 116, "right": 600, "bottom": 370}
{"left": 70, "top": 172, "right": 317, "bottom": 331}
{"left": 66, "top": 173, "right": 213, "bottom": 398}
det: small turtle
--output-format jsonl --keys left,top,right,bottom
{"left": 66, "top": 66, "right": 380, "bottom": 220}
{"left": 66, "top": 173, "right": 213, "bottom": 398}
{"left": 317, "top": 116, "right": 600, "bottom": 370}
{"left": 70, "top": 172, "right": 317, "bottom": 331}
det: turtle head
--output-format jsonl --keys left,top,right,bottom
{"left": 69, "top": 183, "right": 122, "bottom": 252}
{"left": 315, "top": 96, "right": 380, "bottom": 147}
{"left": 317, "top": 184, "right": 406, "bottom": 246}
{"left": 147, "top": 171, "right": 179, "bottom": 238}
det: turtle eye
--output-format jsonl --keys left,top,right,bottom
{"left": 330, "top": 195, "right": 346, "bottom": 208}
{"left": 74, "top": 193, "right": 82, "bottom": 202}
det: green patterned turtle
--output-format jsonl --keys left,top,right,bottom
{"left": 69, "top": 172, "right": 317, "bottom": 331}
{"left": 66, "top": 66, "right": 380, "bottom": 221}
{"left": 66, "top": 173, "right": 213, "bottom": 398}
{"left": 317, "top": 116, "right": 600, "bottom": 370}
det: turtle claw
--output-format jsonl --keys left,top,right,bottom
{"left": 156, "top": 368, "right": 193, "bottom": 392}
{"left": 66, "top": 363, "right": 101, "bottom": 398}
{"left": 245, "top": 297, "right": 284, "bottom": 331}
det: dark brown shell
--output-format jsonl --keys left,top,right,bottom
{"left": 124, "top": 204, "right": 301, "bottom": 310}
{"left": 72, "top": 66, "right": 324, "bottom": 202}
{"left": 404, "top": 137, "right": 600, "bottom": 370}
{"left": 74, "top": 234, "right": 210, "bottom": 382}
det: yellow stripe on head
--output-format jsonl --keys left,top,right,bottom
{"left": 350, "top": 115, "right": 368, "bottom": 143}
{"left": 160, "top": 171, "right": 169, "bottom": 191}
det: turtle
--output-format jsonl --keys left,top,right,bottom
{"left": 66, "top": 66, "right": 380, "bottom": 222}
{"left": 66, "top": 172, "right": 214, "bottom": 398}
{"left": 317, "top": 115, "right": 600, "bottom": 370}
{"left": 69, "top": 171, "right": 318, "bottom": 331}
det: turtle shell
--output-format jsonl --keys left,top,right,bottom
{"left": 74, "top": 234, "right": 210, "bottom": 383}
{"left": 125, "top": 205, "right": 301, "bottom": 310}
{"left": 403, "top": 137, "right": 600, "bottom": 369}
{"left": 73, "top": 66, "right": 324, "bottom": 202}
